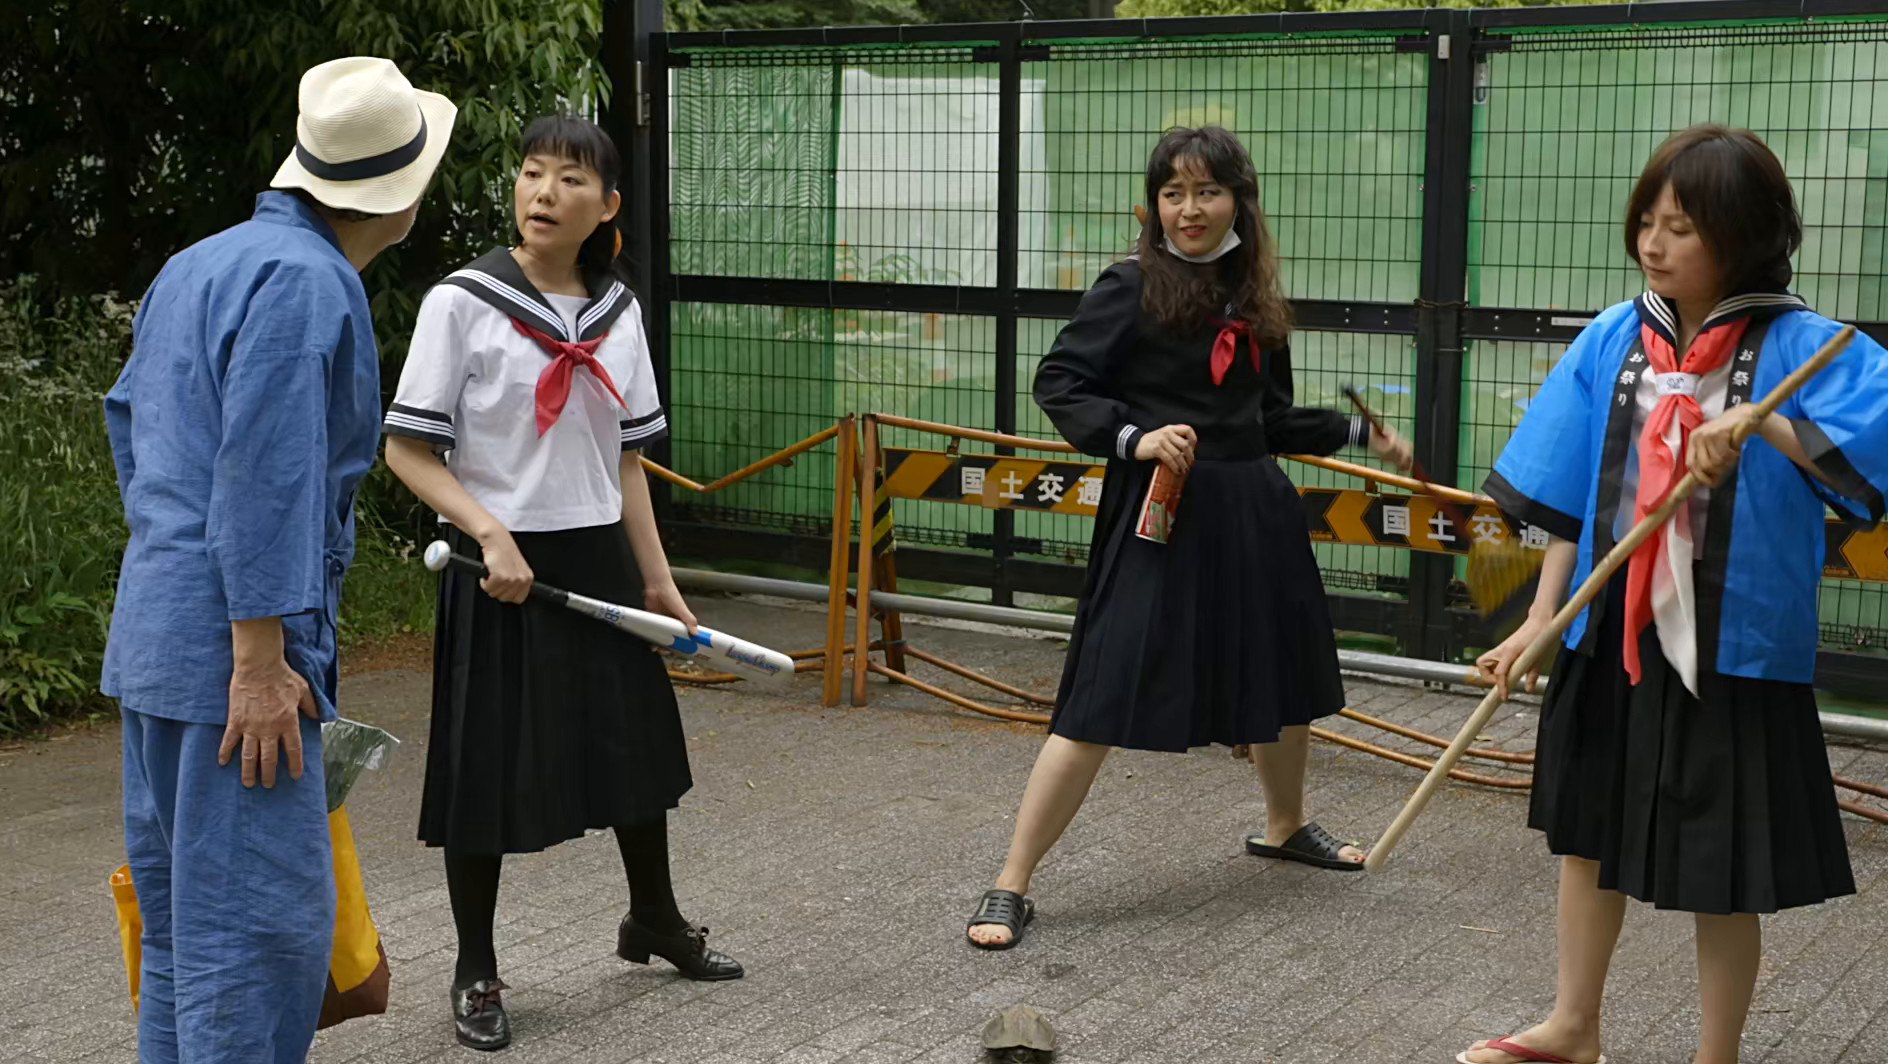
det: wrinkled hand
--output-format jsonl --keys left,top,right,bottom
{"left": 1474, "top": 617, "right": 1546, "bottom": 703}
{"left": 1687, "top": 404, "right": 1766, "bottom": 487}
{"left": 1134, "top": 424, "right": 1197, "bottom": 475}
{"left": 645, "top": 583, "right": 699, "bottom": 636}
{"left": 221, "top": 659, "right": 318, "bottom": 789}
{"left": 1368, "top": 424, "right": 1415, "bottom": 474}
{"left": 478, "top": 530, "right": 533, "bottom": 604}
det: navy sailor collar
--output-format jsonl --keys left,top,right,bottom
{"left": 438, "top": 247, "right": 633, "bottom": 343}
{"left": 1632, "top": 288, "right": 1807, "bottom": 348}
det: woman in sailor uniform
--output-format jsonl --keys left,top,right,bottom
{"left": 1462, "top": 125, "right": 1888, "bottom": 1064}
{"left": 965, "top": 126, "right": 1414, "bottom": 950}
{"left": 384, "top": 116, "right": 741, "bottom": 1052}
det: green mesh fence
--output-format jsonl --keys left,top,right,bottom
{"left": 1020, "top": 38, "right": 1428, "bottom": 302}
{"left": 1458, "top": 19, "right": 1888, "bottom": 651}
{"left": 668, "top": 32, "right": 1430, "bottom": 599}
{"left": 665, "top": 17, "right": 1888, "bottom": 651}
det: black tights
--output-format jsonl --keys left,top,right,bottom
{"left": 444, "top": 816, "right": 686, "bottom": 987}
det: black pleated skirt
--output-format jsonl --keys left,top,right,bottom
{"left": 1049, "top": 450, "right": 1347, "bottom": 753}
{"left": 417, "top": 523, "right": 693, "bottom": 855}
{"left": 1530, "top": 570, "right": 1855, "bottom": 914}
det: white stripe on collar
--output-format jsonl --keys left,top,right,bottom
{"left": 449, "top": 269, "right": 570, "bottom": 340}
{"left": 578, "top": 282, "right": 627, "bottom": 335}
{"left": 1640, "top": 290, "right": 1807, "bottom": 338}
{"left": 1708, "top": 292, "right": 1807, "bottom": 327}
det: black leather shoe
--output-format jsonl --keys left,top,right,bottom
{"left": 452, "top": 978, "right": 512, "bottom": 1051}
{"left": 616, "top": 916, "right": 745, "bottom": 981}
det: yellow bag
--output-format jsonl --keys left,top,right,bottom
{"left": 110, "top": 865, "right": 142, "bottom": 1011}
{"left": 110, "top": 804, "right": 390, "bottom": 1029}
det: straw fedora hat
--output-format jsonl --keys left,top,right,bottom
{"left": 271, "top": 57, "right": 457, "bottom": 215}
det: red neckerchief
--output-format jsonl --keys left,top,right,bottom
{"left": 1620, "top": 315, "right": 1748, "bottom": 686}
{"left": 511, "top": 318, "right": 625, "bottom": 436}
{"left": 1211, "top": 318, "right": 1260, "bottom": 385}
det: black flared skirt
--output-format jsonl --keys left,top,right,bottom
{"left": 1049, "top": 451, "right": 1347, "bottom": 753}
{"left": 1529, "top": 570, "right": 1855, "bottom": 914}
{"left": 417, "top": 523, "right": 693, "bottom": 855}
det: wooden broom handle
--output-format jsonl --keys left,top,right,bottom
{"left": 1342, "top": 385, "right": 1470, "bottom": 530}
{"left": 1363, "top": 325, "right": 1855, "bottom": 873}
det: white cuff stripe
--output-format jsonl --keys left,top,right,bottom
{"left": 1116, "top": 424, "right": 1138, "bottom": 460}
{"left": 385, "top": 412, "right": 456, "bottom": 442}
{"left": 621, "top": 415, "right": 669, "bottom": 442}
{"left": 388, "top": 403, "right": 452, "bottom": 426}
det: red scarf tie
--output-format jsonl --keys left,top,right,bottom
{"left": 1620, "top": 317, "right": 1749, "bottom": 685}
{"left": 1210, "top": 318, "right": 1261, "bottom": 385}
{"left": 511, "top": 318, "right": 626, "bottom": 436}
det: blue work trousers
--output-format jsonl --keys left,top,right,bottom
{"left": 121, "top": 709, "right": 334, "bottom": 1064}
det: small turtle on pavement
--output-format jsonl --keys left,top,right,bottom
{"left": 982, "top": 1005, "right": 1056, "bottom": 1062}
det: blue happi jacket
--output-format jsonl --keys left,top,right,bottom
{"left": 1485, "top": 299, "right": 1888, "bottom": 684}
{"left": 102, "top": 191, "right": 383, "bottom": 723}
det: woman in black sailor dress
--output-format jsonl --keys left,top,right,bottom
{"left": 384, "top": 116, "right": 741, "bottom": 1052}
{"left": 965, "top": 126, "right": 1414, "bottom": 949}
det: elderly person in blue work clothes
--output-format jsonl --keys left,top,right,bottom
{"left": 102, "top": 58, "right": 455, "bottom": 1064}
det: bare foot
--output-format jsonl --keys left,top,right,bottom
{"left": 1459, "top": 1020, "right": 1602, "bottom": 1064}
{"left": 967, "top": 921, "right": 1014, "bottom": 947}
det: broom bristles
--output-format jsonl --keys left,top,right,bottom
{"left": 1465, "top": 537, "right": 1544, "bottom": 621}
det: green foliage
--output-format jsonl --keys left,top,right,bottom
{"left": 334, "top": 487, "right": 441, "bottom": 649}
{"left": 0, "top": 278, "right": 441, "bottom": 737}
{"left": 0, "top": 283, "right": 134, "bottom": 735}
{"left": 1, "top": 0, "right": 607, "bottom": 364}
{"left": 1, "top": 1, "right": 610, "bottom": 730}
{"left": 1116, "top": 0, "right": 1616, "bottom": 16}
{"left": 666, "top": 0, "right": 1094, "bottom": 32}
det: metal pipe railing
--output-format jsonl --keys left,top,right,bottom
{"left": 668, "top": 567, "right": 1888, "bottom": 744}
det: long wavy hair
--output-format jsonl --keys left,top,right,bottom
{"left": 1135, "top": 126, "right": 1291, "bottom": 346}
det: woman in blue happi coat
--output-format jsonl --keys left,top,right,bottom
{"left": 1462, "top": 125, "right": 1888, "bottom": 1064}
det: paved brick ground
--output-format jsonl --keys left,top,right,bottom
{"left": 3, "top": 595, "right": 1886, "bottom": 1064}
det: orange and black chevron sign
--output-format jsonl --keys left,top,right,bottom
{"left": 880, "top": 448, "right": 1888, "bottom": 581}
{"left": 882, "top": 448, "right": 1110, "bottom": 517}
{"left": 1822, "top": 521, "right": 1888, "bottom": 582}
{"left": 1298, "top": 488, "right": 1546, "bottom": 556}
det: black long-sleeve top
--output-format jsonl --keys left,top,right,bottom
{"left": 1032, "top": 260, "right": 1363, "bottom": 461}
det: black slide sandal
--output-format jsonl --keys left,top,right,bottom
{"left": 966, "top": 889, "right": 1036, "bottom": 951}
{"left": 1244, "top": 821, "right": 1366, "bottom": 871}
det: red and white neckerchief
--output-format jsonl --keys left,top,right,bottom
{"left": 1621, "top": 290, "right": 1801, "bottom": 694}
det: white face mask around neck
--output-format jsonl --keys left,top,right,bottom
{"left": 1161, "top": 226, "right": 1242, "bottom": 264}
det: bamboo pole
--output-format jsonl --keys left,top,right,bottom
{"left": 821, "top": 416, "right": 857, "bottom": 708}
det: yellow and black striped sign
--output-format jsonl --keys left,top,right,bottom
{"left": 880, "top": 448, "right": 1888, "bottom": 581}
{"left": 882, "top": 448, "right": 1109, "bottom": 517}
{"left": 1299, "top": 488, "right": 1545, "bottom": 556}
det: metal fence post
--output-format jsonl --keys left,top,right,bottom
{"left": 1408, "top": 9, "right": 1477, "bottom": 663}
{"left": 992, "top": 31, "right": 1024, "bottom": 608}
{"left": 603, "top": 0, "right": 675, "bottom": 523}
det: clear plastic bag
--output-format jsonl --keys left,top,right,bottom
{"left": 321, "top": 718, "right": 400, "bottom": 813}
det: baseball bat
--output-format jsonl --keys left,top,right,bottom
{"left": 421, "top": 541, "right": 795, "bottom": 680}
{"left": 1362, "top": 324, "right": 1854, "bottom": 872}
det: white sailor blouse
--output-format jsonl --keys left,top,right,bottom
{"left": 1486, "top": 295, "right": 1888, "bottom": 686}
{"left": 385, "top": 249, "right": 668, "bottom": 532}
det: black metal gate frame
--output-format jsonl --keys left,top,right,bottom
{"left": 604, "top": 0, "right": 1888, "bottom": 694}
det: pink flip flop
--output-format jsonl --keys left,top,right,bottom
{"left": 1455, "top": 1036, "right": 1606, "bottom": 1064}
